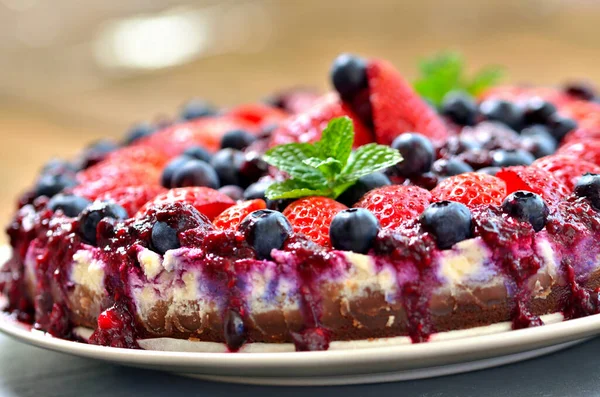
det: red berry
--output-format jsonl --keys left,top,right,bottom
{"left": 558, "top": 140, "right": 600, "bottom": 166}
{"left": 227, "top": 103, "right": 288, "bottom": 127}
{"left": 532, "top": 154, "right": 600, "bottom": 191}
{"left": 366, "top": 59, "right": 448, "bottom": 146}
{"left": 354, "top": 185, "right": 432, "bottom": 231}
{"left": 562, "top": 127, "right": 600, "bottom": 145}
{"left": 431, "top": 172, "right": 507, "bottom": 208}
{"left": 138, "top": 187, "right": 235, "bottom": 220}
{"left": 213, "top": 199, "right": 267, "bottom": 230}
{"left": 282, "top": 196, "right": 348, "bottom": 247}
{"left": 104, "top": 146, "right": 169, "bottom": 169}
{"left": 97, "top": 185, "right": 167, "bottom": 216}
{"left": 269, "top": 92, "right": 373, "bottom": 148}
{"left": 496, "top": 166, "right": 569, "bottom": 205}
{"left": 559, "top": 100, "right": 600, "bottom": 133}
{"left": 478, "top": 85, "right": 572, "bottom": 107}
{"left": 74, "top": 163, "right": 161, "bottom": 200}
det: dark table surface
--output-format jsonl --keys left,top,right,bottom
{"left": 1, "top": 334, "right": 600, "bottom": 397}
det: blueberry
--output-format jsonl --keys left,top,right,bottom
{"left": 330, "top": 208, "right": 380, "bottom": 254}
{"left": 243, "top": 180, "right": 271, "bottom": 201}
{"left": 491, "top": 149, "right": 535, "bottom": 167}
{"left": 477, "top": 166, "right": 501, "bottom": 176}
{"left": 502, "top": 191, "right": 549, "bottom": 232}
{"left": 219, "top": 185, "right": 245, "bottom": 201}
{"left": 35, "top": 173, "right": 78, "bottom": 198}
{"left": 574, "top": 173, "right": 600, "bottom": 210}
{"left": 182, "top": 146, "right": 212, "bottom": 163}
{"left": 523, "top": 97, "right": 557, "bottom": 125}
{"left": 330, "top": 54, "right": 368, "bottom": 100}
{"left": 431, "top": 158, "right": 473, "bottom": 177}
{"left": 547, "top": 114, "right": 577, "bottom": 141}
{"left": 48, "top": 194, "right": 92, "bottom": 218}
{"left": 239, "top": 210, "right": 292, "bottom": 260}
{"left": 420, "top": 201, "right": 472, "bottom": 249}
{"left": 337, "top": 172, "right": 391, "bottom": 206}
{"left": 124, "top": 122, "right": 157, "bottom": 145}
{"left": 161, "top": 155, "right": 193, "bottom": 188}
{"left": 171, "top": 159, "right": 220, "bottom": 189}
{"left": 78, "top": 201, "right": 128, "bottom": 245}
{"left": 479, "top": 99, "right": 524, "bottom": 130}
{"left": 180, "top": 99, "right": 217, "bottom": 121}
{"left": 564, "top": 82, "right": 596, "bottom": 101}
{"left": 41, "top": 158, "right": 80, "bottom": 175}
{"left": 391, "top": 133, "right": 435, "bottom": 176}
{"left": 151, "top": 221, "right": 181, "bottom": 255}
{"left": 520, "top": 125, "right": 557, "bottom": 158}
{"left": 441, "top": 91, "right": 478, "bottom": 126}
{"left": 210, "top": 149, "right": 245, "bottom": 186}
{"left": 220, "top": 130, "right": 257, "bottom": 151}
{"left": 79, "top": 139, "right": 120, "bottom": 169}
{"left": 238, "top": 153, "right": 268, "bottom": 187}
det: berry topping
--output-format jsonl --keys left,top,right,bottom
{"left": 391, "top": 133, "right": 435, "bottom": 176}
{"left": 78, "top": 201, "right": 128, "bottom": 245}
{"left": 48, "top": 194, "right": 92, "bottom": 218}
{"left": 35, "top": 173, "right": 78, "bottom": 198}
{"left": 547, "top": 114, "right": 577, "bottom": 141}
{"left": 520, "top": 125, "right": 557, "bottom": 159}
{"left": 496, "top": 166, "right": 569, "bottom": 204}
{"left": 420, "top": 201, "right": 472, "bottom": 249}
{"left": 239, "top": 209, "right": 292, "bottom": 259}
{"left": 138, "top": 187, "right": 234, "bottom": 220}
{"left": 219, "top": 185, "right": 245, "bottom": 201}
{"left": 367, "top": 59, "right": 448, "bottom": 146}
{"left": 337, "top": 172, "right": 391, "bottom": 207}
{"left": 224, "top": 309, "right": 247, "bottom": 352}
{"left": 170, "top": 159, "right": 220, "bottom": 189}
{"left": 182, "top": 146, "right": 213, "bottom": 163}
{"left": 431, "top": 158, "right": 474, "bottom": 177}
{"left": 441, "top": 91, "right": 477, "bottom": 126}
{"left": 97, "top": 185, "right": 167, "bottom": 217}
{"left": 329, "top": 208, "right": 380, "bottom": 254}
{"left": 532, "top": 154, "right": 600, "bottom": 191}
{"left": 210, "top": 149, "right": 246, "bottom": 187}
{"left": 151, "top": 221, "right": 181, "bottom": 255}
{"left": 180, "top": 98, "right": 217, "bottom": 120}
{"left": 213, "top": 199, "right": 267, "bottom": 231}
{"left": 124, "top": 122, "right": 157, "bottom": 145}
{"left": 502, "top": 191, "right": 549, "bottom": 232}
{"left": 491, "top": 149, "right": 535, "bottom": 167}
{"left": 220, "top": 129, "right": 257, "bottom": 150}
{"left": 479, "top": 99, "right": 523, "bottom": 130}
{"left": 355, "top": 185, "right": 432, "bottom": 232}
{"left": 522, "top": 97, "right": 557, "bottom": 125}
{"left": 330, "top": 53, "right": 368, "bottom": 101}
{"left": 574, "top": 173, "right": 600, "bottom": 210}
{"left": 282, "top": 197, "right": 347, "bottom": 247}
{"left": 431, "top": 172, "right": 507, "bottom": 208}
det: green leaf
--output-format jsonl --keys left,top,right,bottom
{"left": 265, "top": 179, "right": 331, "bottom": 200}
{"left": 316, "top": 116, "right": 354, "bottom": 165}
{"left": 466, "top": 66, "right": 504, "bottom": 96}
{"left": 302, "top": 157, "right": 343, "bottom": 177}
{"left": 263, "top": 143, "right": 326, "bottom": 186}
{"left": 339, "top": 144, "right": 403, "bottom": 183}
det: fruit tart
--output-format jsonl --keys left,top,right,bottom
{"left": 3, "top": 52, "right": 600, "bottom": 352}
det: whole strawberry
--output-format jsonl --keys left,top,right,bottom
{"left": 532, "top": 154, "right": 600, "bottom": 191}
{"left": 354, "top": 185, "right": 432, "bottom": 231}
{"left": 213, "top": 199, "right": 267, "bottom": 231}
{"left": 137, "top": 187, "right": 234, "bottom": 220}
{"left": 496, "top": 166, "right": 569, "bottom": 205}
{"left": 431, "top": 172, "right": 507, "bottom": 208}
{"left": 557, "top": 140, "right": 600, "bottom": 166}
{"left": 282, "top": 196, "right": 347, "bottom": 247}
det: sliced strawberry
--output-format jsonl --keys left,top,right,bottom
{"left": 74, "top": 163, "right": 161, "bottom": 200}
{"left": 532, "top": 154, "right": 600, "bottom": 191}
{"left": 138, "top": 117, "right": 257, "bottom": 156}
{"left": 496, "top": 166, "right": 569, "bottom": 204}
{"left": 366, "top": 59, "right": 448, "bottom": 146}
{"left": 103, "top": 146, "right": 169, "bottom": 169}
{"left": 97, "top": 185, "right": 167, "bottom": 216}
{"left": 227, "top": 103, "right": 288, "bottom": 127}
{"left": 212, "top": 199, "right": 267, "bottom": 231}
{"left": 269, "top": 92, "right": 373, "bottom": 148}
{"left": 282, "top": 196, "right": 347, "bottom": 247}
{"left": 431, "top": 172, "right": 507, "bottom": 208}
{"left": 137, "top": 187, "right": 234, "bottom": 220}
{"left": 354, "top": 185, "right": 431, "bottom": 231}
{"left": 557, "top": 140, "right": 600, "bottom": 166}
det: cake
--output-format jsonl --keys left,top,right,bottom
{"left": 3, "top": 52, "right": 600, "bottom": 352}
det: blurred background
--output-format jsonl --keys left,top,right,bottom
{"left": 0, "top": 0, "right": 599, "bottom": 241}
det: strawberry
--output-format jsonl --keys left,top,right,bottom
{"left": 212, "top": 199, "right": 267, "bottom": 231}
{"left": 227, "top": 103, "right": 288, "bottom": 127}
{"left": 268, "top": 88, "right": 321, "bottom": 114}
{"left": 532, "top": 154, "right": 600, "bottom": 191}
{"left": 354, "top": 185, "right": 432, "bottom": 231}
{"left": 73, "top": 164, "right": 161, "bottom": 200}
{"left": 97, "top": 185, "right": 167, "bottom": 216}
{"left": 138, "top": 117, "right": 257, "bottom": 156}
{"left": 431, "top": 172, "right": 507, "bottom": 208}
{"left": 558, "top": 100, "right": 600, "bottom": 133}
{"left": 366, "top": 59, "right": 448, "bottom": 146}
{"left": 496, "top": 166, "right": 569, "bottom": 204}
{"left": 269, "top": 92, "right": 373, "bottom": 148}
{"left": 557, "top": 140, "right": 600, "bottom": 166}
{"left": 562, "top": 127, "right": 600, "bottom": 145}
{"left": 137, "top": 187, "right": 234, "bottom": 220}
{"left": 103, "top": 146, "right": 169, "bottom": 169}
{"left": 282, "top": 196, "right": 348, "bottom": 247}
{"left": 478, "top": 85, "right": 572, "bottom": 107}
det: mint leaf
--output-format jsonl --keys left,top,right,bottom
{"left": 316, "top": 116, "right": 354, "bottom": 165}
{"left": 302, "top": 157, "right": 343, "bottom": 177}
{"left": 265, "top": 179, "right": 330, "bottom": 200}
{"left": 466, "top": 66, "right": 504, "bottom": 96}
{"left": 340, "top": 144, "right": 403, "bottom": 183}
{"left": 263, "top": 143, "right": 326, "bottom": 186}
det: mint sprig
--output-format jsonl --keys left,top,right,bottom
{"left": 413, "top": 52, "right": 504, "bottom": 107}
{"left": 263, "top": 117, "right": 402, "bottom": 200}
